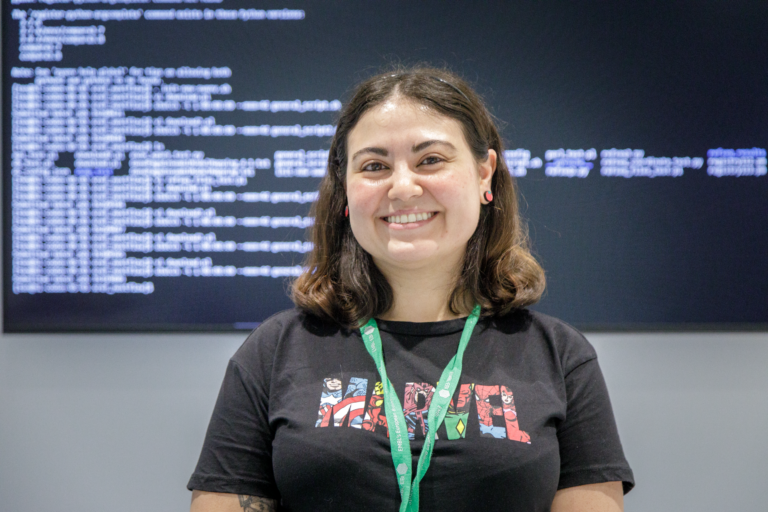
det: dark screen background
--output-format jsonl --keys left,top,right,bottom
{"left": 4, "top": 1, "right": 767, "bottom": 331}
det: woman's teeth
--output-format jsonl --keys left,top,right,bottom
{"left": 385, "top": 212, "right": 435, "bottom": 224}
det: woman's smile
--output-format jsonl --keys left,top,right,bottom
{"left": 382, "top": 211, "right": 437, "bottom": 229}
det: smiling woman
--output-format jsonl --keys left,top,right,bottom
{"left": 188, "top": 67, "right": 634, "bottom": 512}
{"left": 346, "top": 97, "right": 496, "bottom": 319}
{"left": 293, "top": 68, "right": 546, "bottom": 325}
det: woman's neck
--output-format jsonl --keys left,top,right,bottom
{"left": 375, "top": 258, "right": 463, "bottom": 323}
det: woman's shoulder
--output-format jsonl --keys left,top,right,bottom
{"left": 490, "top": 307, "right": 586, "bottom": 339}
{"left": 490, "top": 308, "right": 597, "bottom": 373}
{"left": 232, "top": 308, "right": 347, "bottom": 365}
{"left": 264, "top": 307, "right": 351, "bottom": 335}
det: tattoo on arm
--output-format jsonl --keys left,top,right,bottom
{"left": 238, "top": 495, "right": 277, "bottom": 512}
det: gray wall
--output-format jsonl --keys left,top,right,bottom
{"left": 1, "top": 330, "right": 766, "bottom": 511}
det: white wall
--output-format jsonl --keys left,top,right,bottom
{"left": 1, "top": 330, "right": 766, "bottom": 512}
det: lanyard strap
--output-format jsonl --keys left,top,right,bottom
{"left": 359, "top": 304, "right": 481, "bottom": 512}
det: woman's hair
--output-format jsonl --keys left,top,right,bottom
{"left": 291, "top": 65, "right": 545, "bottom": 327}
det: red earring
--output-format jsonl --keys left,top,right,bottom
{"left": 344, "top": 206, "right": 349, "bottom": 217}
{"left": 483, "top": 191, "right": 494, "bottom": 203}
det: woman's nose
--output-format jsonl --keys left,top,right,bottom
{"left": 387, "top": 162, "right": 422, "bottom": 202}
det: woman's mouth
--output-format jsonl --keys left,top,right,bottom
{"left": 383, "top": 212, "right": 436, "bottom": 225}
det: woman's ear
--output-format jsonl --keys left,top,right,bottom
{"left": 478, "top": 149, "right": 497, "bottom": 190}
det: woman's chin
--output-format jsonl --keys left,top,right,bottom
{"left": 374, "top": 245, "right": 453, "bottom": 271}
{"left": 385, "top": 242, "right": 437, "bottom": 259}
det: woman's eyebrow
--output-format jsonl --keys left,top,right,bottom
{"left": 351, "top": 147, "right": 388, "bottom": 162}
{"left": 412, "top": 140, "right": 457, "bottom": 153}
{"left": 350, "top": 141, "right": 456, "bottom": 163}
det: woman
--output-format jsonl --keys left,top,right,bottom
{"left": 188, "top": 67, "right": 634, "bottom": 511}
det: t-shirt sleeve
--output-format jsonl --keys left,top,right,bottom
{"left": 187, "top": 327, "right": 280, "bottom": 499}
{"left": 556, "top": 355, "right": 635, "bottom": 494}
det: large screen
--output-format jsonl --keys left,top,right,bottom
{"left": 4, "top": 1, "right": 767, "bottom": 332}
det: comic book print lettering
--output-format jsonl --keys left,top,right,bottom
{"left": 336, "top": 377, "right": 368, "bottom": 428}
{"left": 315, "top": 376, "right": 343, "bottom": 427}
{"left": 500, "top": 385, "right": 531, "bottom": 443}
{"left": 315, "top": 376, "right": 368, "bottom": 428}
{"left": 361, "top": 381, "right": 389, "bottom": 435}
{"left": 314, "top": 377, "right": 531, "bottom": 444}
{"left": 475, "top": 385, "right": 508, "bottom": 439}
{"left": 444, "top": 383, "right": 474, "bottom": 440}
{"left": 403, "top": 382, "right": 435, "bottom": 440}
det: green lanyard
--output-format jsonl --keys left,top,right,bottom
{"left": 359, "top": 304, "right": 481, "bottom": 512}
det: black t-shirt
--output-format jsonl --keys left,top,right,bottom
{"left": 188, "top": 308, "right": 634, "bottom": 511}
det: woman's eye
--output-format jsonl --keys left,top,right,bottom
{"left": 420, "top": 156, "right": 443, "bottom": 166}
{"left": 361, "top": 162, "right": 387, "bottom": 172}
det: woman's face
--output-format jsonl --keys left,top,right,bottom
{"left": 345, "top": 97, "right": 496, "bottom": 274}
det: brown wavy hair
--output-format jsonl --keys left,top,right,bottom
{"left": 291, "top": 66, "right": 545, "bottom": 327}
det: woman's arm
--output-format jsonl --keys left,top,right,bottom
{"left": 190, "top": 490, "right": 277, "bottom": 512}
{"left": 551, "top": 481, "right": 624, "bottom": 512}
